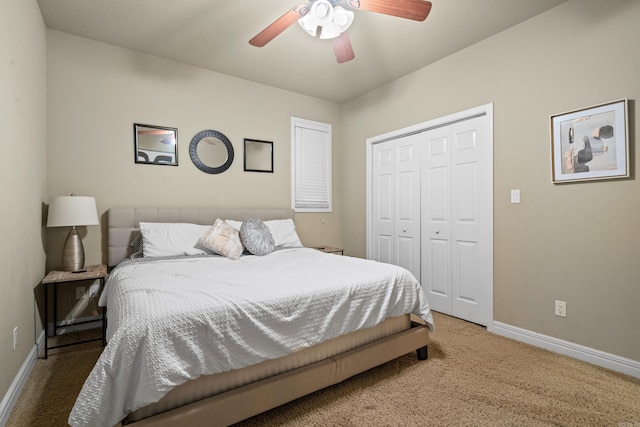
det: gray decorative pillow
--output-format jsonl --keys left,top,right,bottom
{"left": 240, "top": 218, "right": 275, "bottom": 256}
{"left": 130, "top": 250, "right": 143, "bottom": 259}
{"left": 130, "top": 232, "right": 143, "bottom": 252}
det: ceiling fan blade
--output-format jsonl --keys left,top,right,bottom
{"left": 333, "top": 32, "right": 355, "bottom": 63}
{"left": 351, "top": 0, "right": 432, "bottom": 21}
{"left": 249, "top": 5, "right": 308, "bottom": 47}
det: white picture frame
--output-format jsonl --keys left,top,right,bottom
{"left": 550, "top": 99, "right": 628, "bottom": 183}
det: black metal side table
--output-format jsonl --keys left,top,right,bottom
{"left": 41, "top": 264, "right": 107, "bottom": 359}
{"left": 311, "top": 246, "right": 344, "bottom": 255}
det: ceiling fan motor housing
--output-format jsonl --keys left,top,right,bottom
{"left": 299, "top": 0, "right": 354, "bottom": 39}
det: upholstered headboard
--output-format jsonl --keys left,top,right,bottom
{"left": 107, "top": 208, "right": 295, "bottom": 268}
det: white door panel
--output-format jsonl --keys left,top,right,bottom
{"left": 425, "top": 238, "right": 450, "bottom": 313}
{"left": 397, "top": 236, "right": 416, "bottom": 273}
{"left": 372, "top": 143, "right": 394, "bottom": 263}
{"left": 377, "top": 174, "right": 393, "bottom": 226}
{"left": 395, "top": 136, "right": 421, "bottom": 280}
{"left": 372, "top": 135, "right": 421, "bottom": 282}
{"left": 423, "top": 116, "right": 490, "bottom": 325}
{"left": 421, "top": 126, "right": 452, "bottom": 313}
{"left": 451, "top": 117, "right": 487, "bottom": 325}
{"left": 377, "top": 234, "right": 393, "bottom": 265}
{"left": 455, "top": 241, "right": 478, "bottom": 302}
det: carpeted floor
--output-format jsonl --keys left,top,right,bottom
{"left": 7, "top": 312, "right": 640, "bottom": 426}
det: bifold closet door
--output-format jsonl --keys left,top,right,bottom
{"left": 371, "top": 134, "right": 421, "bottom": 282}
{"left": 421, "top": 116, "right": 490, "bottom": 326}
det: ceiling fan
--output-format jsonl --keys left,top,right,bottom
{"left": 249, "top": 0, "right": 432, "bottom": 64}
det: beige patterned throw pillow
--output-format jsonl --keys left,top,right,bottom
{"left": 198, "top": 219, "right": 244, "bottom": 260}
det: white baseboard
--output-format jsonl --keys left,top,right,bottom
{"left": 493, "top": 321, "right": 640, "bottom": 378}
{"left": 1, "top": 317, "right": 102, "bottom": 426}
{"left": 0, "top": 331, "right": 44, "bottom": 427}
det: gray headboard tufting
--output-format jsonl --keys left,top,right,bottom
{"left": 107, "top": 208, "right": 295, "bottom": 268}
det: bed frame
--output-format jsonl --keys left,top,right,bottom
{"left": 107, "top": 208, "right": 430, "bottom": 426}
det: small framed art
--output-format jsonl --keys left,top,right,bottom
{"left": 243, "top": 139, "right": 274, "bottom": 173}
{"left": 134, "top": 123, "right": 178, "bottom": 166}
{"left": 550, "top": 99, "right": 628, "bottom": 183}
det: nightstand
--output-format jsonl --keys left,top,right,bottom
{"left": 41, "top": 264, "right": 107, "bottom": 359}
{"left": 312, "top": 246, "right": 344, "bottom": 255}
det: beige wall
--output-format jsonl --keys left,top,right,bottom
{"left": 4, "top": 0, "right": 638, "bottom": 405}
{"left": 341, "top": 0, "right": 640, "bottom": 361}
{"left": 46, "top": 30, "right": 343, "bottom": 273}
{"left": 0, "top": 0, "right": 47, "bottom": 404}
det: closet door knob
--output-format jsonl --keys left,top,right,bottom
{"left": 403, "top": 228, "right": 407, "bottom": 232}
{"left": 435, "top": 229, "right": 440, "bottom": 234}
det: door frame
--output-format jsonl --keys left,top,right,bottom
{"left": 366, "top": 103, "right": 494, "bottom": 331}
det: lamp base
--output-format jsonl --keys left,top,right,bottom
{"left": 62, "top": 226, "right": 86, "bottom": 272}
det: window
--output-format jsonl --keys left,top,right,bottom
{"left": 291, "top": 117, "right": 332, "bottom": 212}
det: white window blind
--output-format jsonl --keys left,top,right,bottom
{"left": 291, "top": 117, "right": 332, "bottom": 212}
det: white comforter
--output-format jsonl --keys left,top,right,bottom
{"left": 69, "top": 248, "right": 433, "bottom": 427}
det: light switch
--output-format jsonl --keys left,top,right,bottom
{"left": 510, "top": 189, "right": 521, "bottom": 204}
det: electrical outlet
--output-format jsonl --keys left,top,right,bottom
{"left": 555, "top": 300, "right": 567, "bottom": 318}
{"left": 13, "top": 326, "right": 18, "bottom": 351}
{"left": 76, "top": 286, "right": 87, "bottom": 300}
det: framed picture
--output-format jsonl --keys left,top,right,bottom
{"left": 134, "top": 123, "right": 178, "bottom": 166}
{"left": 551, "top": 99, "right": 628, "bottom": 183}
{"left": 243, "top": 139, "right": 273, "bottom": 173}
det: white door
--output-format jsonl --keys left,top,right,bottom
{"left": 372, "top": 140, "right": 395, "bottom": 265}
{"left": 372, "top": 134, "right": 421, "bottom": 282}
{"left": 421, "top": 115, "right": 491, "bottom": 325}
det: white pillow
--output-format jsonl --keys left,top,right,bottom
{"left": 265, "top": 219, "right": 303, "bottom": 248}
{"left": 225, "top": 218, "right": 303, "bottom": 248}
{"left": 140, "top": 222, "right": 211, "bottom": 257}
{"left": 197, "top": 219, "right": 244, "bottom": 260}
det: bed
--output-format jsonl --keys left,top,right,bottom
{"left": 69, "top": 208, "right": 433, "bottom": 427}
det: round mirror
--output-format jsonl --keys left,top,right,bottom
{"left": 189, "top": 130, "right": 234, "bottom": 174}
{"left": 197, "top": 137, "right": 228, "bottom": 167}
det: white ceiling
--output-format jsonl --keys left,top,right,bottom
{"left": 37, "top": 0, "right": 566, "bottom": 103}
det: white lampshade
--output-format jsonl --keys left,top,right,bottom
{"left": 47, "top": 196, "right": 99, "bottom": 227}
{"left": 47, "top": 195, "right": 99, "bottom": 272}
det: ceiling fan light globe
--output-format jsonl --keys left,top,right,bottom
{"left": 333, "top": 7, "right": 354, "bottom": 32}
{"left": 310, "top": 0, "right": 334, "bottom": 26}
{"left": 319, "top": 23, "right": 340, "bottom": 40}
{"left": 298, "top": 14, "right": 318, "bottom": 37}
{"left": 315, "top": 3, "right": 329, "bottom": 18}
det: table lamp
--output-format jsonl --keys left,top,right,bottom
{"left": 47, "top": 194, "right": 99, "bottom": 272}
